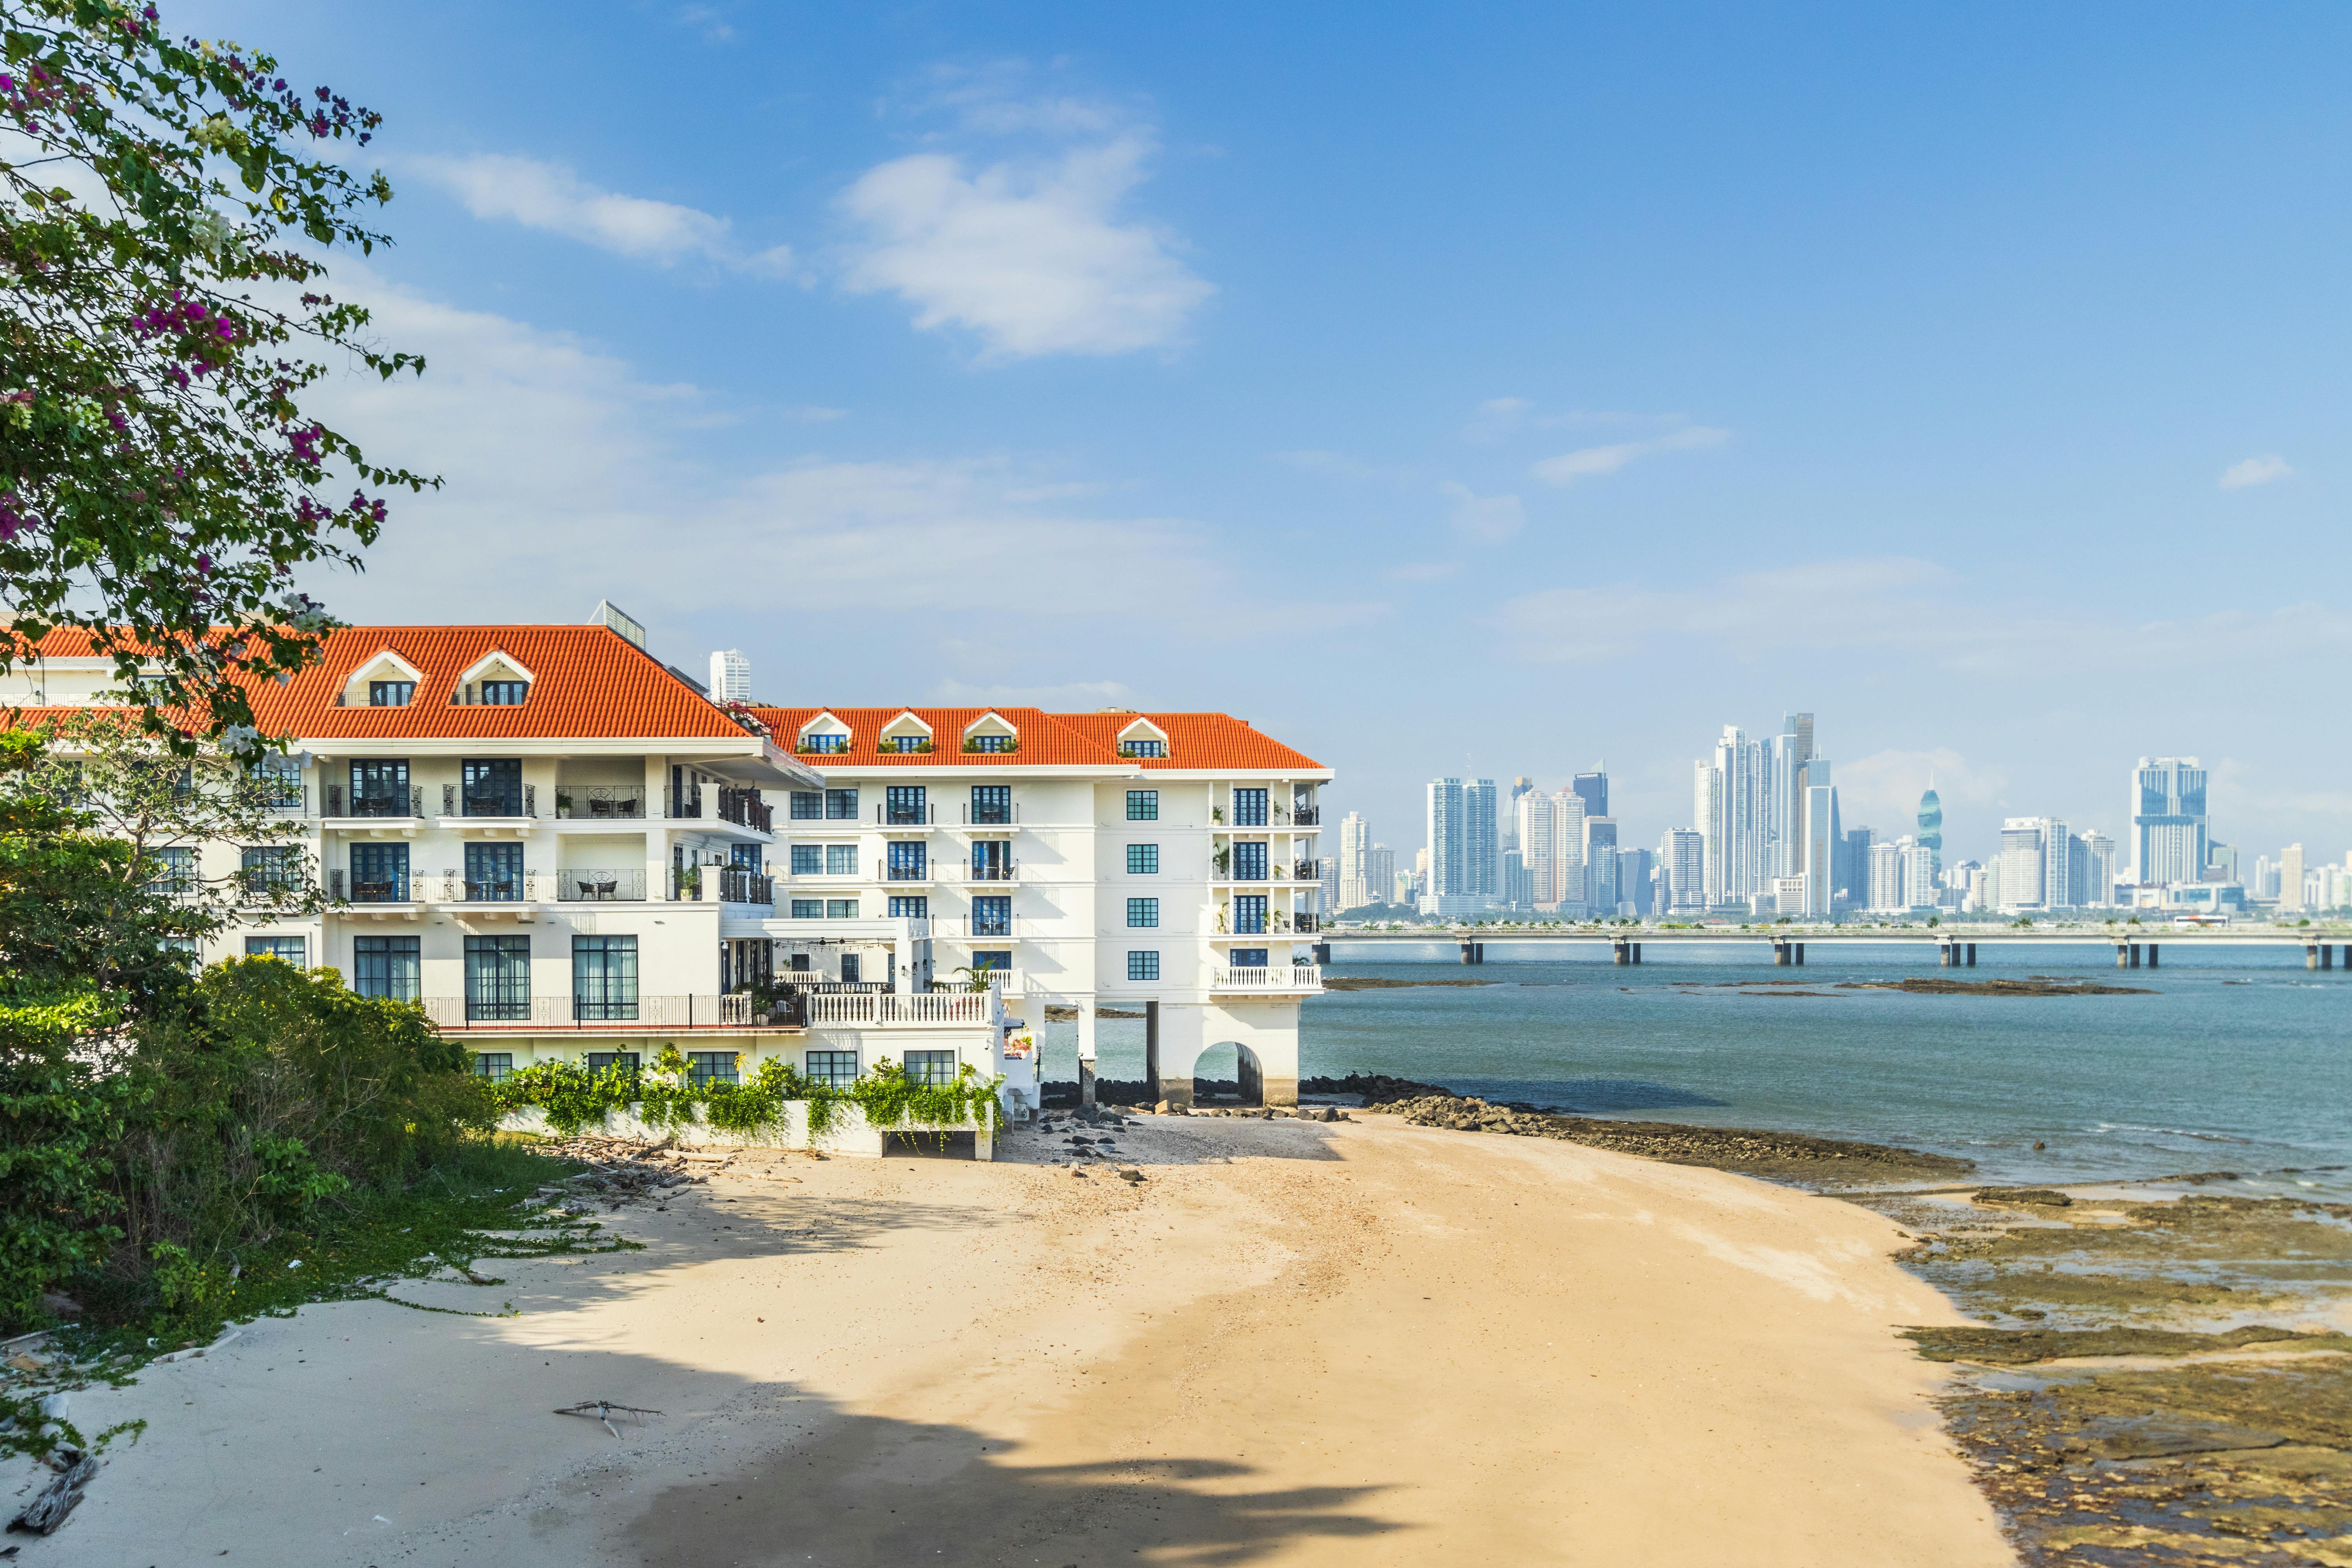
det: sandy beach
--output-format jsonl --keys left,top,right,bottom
{"left": 14, "top": 1113, "right": 2014, "bottom": 1567}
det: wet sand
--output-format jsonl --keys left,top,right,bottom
{"left": 15, "top": 1115, "right": 2012, "bottom": 1567}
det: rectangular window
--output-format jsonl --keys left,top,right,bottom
{"left": 368, "top": 679, "right": 414, "bottom": 707}
{"left": 886, "top": 785, "right": 927, "bottom": 824}
{"left": 465, "top": 842, "right": 524, "bottom": 902}
{"left": 790, "top": 898, "right": 824, "bottom": 918}
{"left": 462, "top": 758, "right": 523, "bottom": 817}
{"left": 585, "top": 1051, "right": 640, "bottom": 1081}
{"left": 1231, "top": 947, "right": 1269, "bottom": 969}
{"left": 840, "top": 953, "right": 863, "bottom": 984}
{"left": 1127, "top": 844, "right": 1158, "bottom": 875}
{"left": 971, "top": 895, "right": 1011, "bottom": 937}
{"left": 479, "top": 680, "right": 528, "bottom": 705}
{"left": 349, "top": 758, "right": 410, "bottom": 818}
{"left": 790, "top": 844, "right": 822, "bottom": 875}
{"left": 731, "top": 843, "right": 763, "bottom": 870}
{"left": 1127, "top": 897, "right": 1160, "bottom": 928}
{"left": 970, "top": 839, "right": 1012, "bottom": 881}
{"left": 473, "top": 1052, "right": 513, "bottom": 1082}
{"left": 887, "top": 841, "right": 926, "bottom": 880}
{"left": 790, "top": 791, "right": 823, "bottom": 820}
{"left": 1232, "top": 788, "right": 1269, "bottom": 827}
{"left": 971, "top": 949, "right": 1013, "bottom": 972}
{"left": 149, "top": 844, "right": 197, "bottom": 896}
{"left": 1127, "top": 950, "right": 1160, "bottom": 982}
{"left": 686, "top": 1051, "right": 738, "bottom": 1087}
{"left": 786, "top": 952, "right": 812, "bottom": 972}
{"left": 464, "top": 935, "right": 531, "bottom": 1021}
{"left": 800, "top": 733, "right": 849, "bottom": 754}
{"left": 826, "top": 898, "right": 859, "bottom": 919}
{"left": 882, "top": 734, "right": 931, "bottom": 754}
{"left": 1233, "top": 894, "right": 1267, "bottom": 935}
{"left": 352, "top": 935, "right": 420, "bottom": 1000}
{"left": 349, "top": 842, "right": 410, "bottom": 902}
{"left": 1126, "top": 789, "right": 1158, "bottom": 821}
{"left": 246, "top": 756, "right": 303, "bottom": 808}
{"left": 824, "top": 843, "right": 858, "bottom": 875}
{"left": 824, "top": 788, "right": 859, "bottom": 820}
{"left": 965, "top": 734, "right": 1013, "bottom": 754}
{"left": 969, "top": 784, "right": 1011, "bottom": 824}
{"left": 888, "top": 895, "right": 928, "bottom": 918}
{"left": 1118, "top": 738, "right": 1166, "bottom": 757}
{"left": 805, "top": 1050, "right": 859, "bottom": 1089}
{"left": 573, "top": 934, "right": 639, "bottom": 1021}
{"left": 245, "top": 935, "right": 306, "bottom": 965}
{"left": 1233, "top": 841, "right": 1269, "bottom": 881}
{"left": 240, "top": 846, "right": 300, "bottom": 893}
{"left": 903, "top": 1049, "right": 959, "bottom": 1086}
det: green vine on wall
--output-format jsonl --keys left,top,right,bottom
{"left": 488, "top": 1048, "right": 1004, "bottom": 1142}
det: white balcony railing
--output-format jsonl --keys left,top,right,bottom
{"left": 421, "top": 994, "right": 780, "bottom": 1029}
{"left": 1209, "top": 965, "right": 1323, "bottom": 991}
{"left": 806, "top": 991, "right": 998, "bottom": 1027}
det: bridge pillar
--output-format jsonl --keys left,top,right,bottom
{"left": 2326, "top": 945, "right": 2336, "bottom": 971}
{"left": 1966, "top": 942, "right": 1977, "bottom": 966}
{"left": 1613, "top": 939, "right": 1629, "bottom": 965}
{"left": 2311, "top": 944, "right": 2322, "bottom": 971}
{"left": 1632, "top": 942, "right": 1642, "bottom": 965}
{"left": 1794, "top": 942, "right": 1805, "bottom": 965}
{"left": 2147, "top": 943, "right": 2159, "bottom": 968}
{"left": 1772, "top": 940, "right": 1789, "bottom": 966}
{"left": 2117, "top": 943, "right": 2131, "bottom": 969}
{"left": 2130, "top": 943, "right": 2141, "bottom": 968}
{"left": 1312, "top": 942, "right": 1331, "bottom": 965}
{"left": 1940, "top": 942, "right": 1955, "bottom": 967}
{"left": 1460, "top": 941, "right": 1475, "bottom": 965}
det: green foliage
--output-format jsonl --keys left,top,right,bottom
{"left": 490, "top": 1052, "right": 1004, "bottom": 1143}
{"left": 0, "top": 0, "right": 433, "bottom": 739}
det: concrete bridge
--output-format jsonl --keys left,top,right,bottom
{"left": 1310, "top": 925, "right": 2352, "bottom": 971}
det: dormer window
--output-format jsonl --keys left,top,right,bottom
{"left": 480, "top": 681, "right": 528, "bottom": 705}
{"left": 1116, "top": 718, "right": 1168, "bottom": 759}
{"left": 802, "top": 733, "right": 849, "bottom": 754}
{"left": 452, "top": 652, "right": 536, "bottom": 707}
{"left": 797, "top": 712, "right": 854, "bottom": 755}
{"left": 883, "top": 735, "right": 933, "bottom": 753}
{"left": 965, "top": 734, "right": 1015, "bottom": 754}
{"left": 878, "top": 711, "right": 934, "bottom": 753}
{"left": 343, "top": 649, "right": 426, "bottom": 709}
{"left": 370, "top": 680, "right": 414, "bottom": 707}
{"left": 961, "top": 712, "right": 1019, "bottom": 755}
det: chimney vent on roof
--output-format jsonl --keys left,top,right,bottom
{"left": 1097, "top": 707, "right": 1137, "bottom": 713}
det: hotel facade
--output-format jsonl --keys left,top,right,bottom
{"left": 11, "top": 622, "right": 1331, "bottom": 1116}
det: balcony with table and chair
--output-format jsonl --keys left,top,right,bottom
{"left": 557, "top": 868, "right": 647, "bottom": 902}
{"left": 554, "top": 784, "right": 648, "bottom": 820}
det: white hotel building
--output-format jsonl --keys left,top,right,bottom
{"left": 15, "top": 622, "right": 1332, "bottom": 1116}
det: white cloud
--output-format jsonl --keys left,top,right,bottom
{"left": 837, "top": 134, "right": 1210, "bottom": 358}
{"left": 2220, "top": 454, "right": 2291, "bottom": 490}
{"left": 1444, "top": 483, "right": 1524, "bottom": 542}
{"left": 1501, "top": 558, "right": 1947, "bottom": 663}
{"left": 1531, "top": 426, "right": 1728, "bottom": 485}
{"left": 403, "top": 153, "right": 791, "bottom": 274}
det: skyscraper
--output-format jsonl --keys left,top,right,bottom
{"left": 1426, "top": 779, "right": 1465, "bottom": 906}
{"left": 1709, "top": 726, "right": 1765, "bottom": 904}
{"left": 1517, "top": 790, "right": 1557, "bottom": 909}
{"left": 1337, "top": 812, "right": 1373, "bottom": 911}
{"left": 1367, "top": 844, "right": 1397, "bottom": 908}
{"left": 707, "top": 649, "right": 750, "bottom": 703}
{"left": 1801, "top": 774, "right": 1838, "bottom": 918}
{"left": 1465, "top": 778, "right": 1499, "bottom": 899}
{"left": 1767, "top": 714, "right": 1814, "bottom": 880}
{"left": 1503, "top": 777, "right": 1534, "bottom": 856}
{"left": 1571, "top": 766, "right": 1608, "bottom": 821}
{"left": 1552, "top": 788, "right": 1588, "bottom": 912}
{"left": 1424, "top": 777, "right": 1499, "bottom": 913}
{"left": 1660, "top": 828, "right": 1705, "bottom": 913}
{"left": 2000, "top": 818, "right": 2051, "bottom": 912}
{"left": 2132, "top": 757, "right": 2210, "bottom": 886}
{"left": 2280, "top": 843, "right": 2307, "bottom": 913}
{"left": 1584, "top": 816, "right": 1619, "bottom": 910}
{"left": 1917, "top": 788, "right": 1943, "bottom": 856}
{"left": 1693, "top": 759, "right": 1725, "bottom": 906}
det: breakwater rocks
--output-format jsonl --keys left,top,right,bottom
{"left": 1837, "top": 977, "right": 2155, "bottom": 997}
{"left": 1294, "top": 1073, "right": 1975, "bottom": 1186}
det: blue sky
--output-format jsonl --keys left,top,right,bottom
{"left": 195, "top": 1, "right": 2352, "bottom": 867}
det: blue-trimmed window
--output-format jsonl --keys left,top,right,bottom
{"left": 887, "top": 841, "right": 927, "bottom": 880}
{"left": 800, "top": 733, "right": 849, "bottom": 754}
{"left": 971, "top": 895, "right": 1011, "bottom": 937}
{"left": 480, "top": 680, "right": 528, "bottom": 704}
{"left": 904, "top": 1049, "right": 959, "bottom": 1085}
{"left": 1127, "top": 897, "right": 1159, "bottom": 928}
{"left": 965, "top": 734, "right": 1014, "bottom": 753}
{"left": 806, "top": 1050, "right": 858, "bottom": 1089}
{"left": 1118, "top": 737, "right": 1166, "bottom": 757}
{"left": 1127, "top": 951, "right": 1160, "bottom": 981}
{"left": 888, "top": 895, "right": 928, "bottom": 918}
{"left": 1234, "top": 894, "right": 1268, "bottom": 935}
{"left": 790, "top": 844, "right": 822, "bottom": 875}
{"left": 791, "top": 897, "right": 823, "bottom": 918}
{"left": 245, "top": 935, "right": 306, "bottom": 964}
{"left": 825, "top": 898, "right": 858, "bottom": 918}
{"left": 368, "top": 679, "right": 414, "bottom": 707}
{"left": 1232, "top": 841, "right": 1269, "bottom": 881}
{"left": 687, "top": 1051, "right": 738, "bottom": 1087}
{"left": 1127, "top": 844, "right": 1158, "bottom": 875}
{"left": 573, "top": 935, "right": 639, "bottom": 1021}
{"left": 463, "top": 935, "right": 530, "bottom": 1020}
{"left": 790, "top": 791, "right": 823, "bottom": 820}
{"left": 969, "top": 784, "right": 1012, "bottom": 824}
{"left": 1232, "top": 788, "right": 1269, "bottom": 826}
{"left": 886, "top": 785, "right": 927, "bottom": 823}
{"left": 473, "top": 1052, "right": 512, "bottom": 1082}
{"left": 825, "top": 788, "right": 859, "bottom": 820}
{"left": 241, "top": 846, "right": 300, "bottom": 894}
{"left": 1231, "top": 947, "right": 1269, "bottom": 969}
{"left": 1126, "top": 789, "right": 1158, "bottom": 821}
{"left": 824, "top": 843, "right": 857, "bottom": 875}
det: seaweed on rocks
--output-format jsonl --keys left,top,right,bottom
{"left": 1837, "top": 977, "right": 2156, "bottom": 997}
{"left": 1904, "top": 1323, "right": 2352, "bottom": 1365}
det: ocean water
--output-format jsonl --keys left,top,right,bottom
{"left": 1040, "top": 941, "right": 2352, "bottom": 1195}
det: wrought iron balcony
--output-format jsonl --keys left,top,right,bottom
{"left": 882, "top": 859, "right": 932, "bottom": 882}
{"left": 329, "top": 869, "right": 421, "bottom": 904}
{"left": 664, "top": 784, "right": 704, "bottom": 820}
{"left": 718, "top": 866, "right": 774, "bottom": 906}
{"left": 554, "top": 785, "right": 647, "bottom": 820}
{"left": 324, "top": 784, "right": 423, "bottom": 819}
{"left": 965, "top": 860, "right": 1018, "bottom": 882}
{"left": 555, "top": 869, "right": 648, "bottom": 902}
{"left": 716, "top": 788, "right": 772, "bottom": 833}
{"left": 881, "top": 801, "right": 935, "bottom": 826}
{"left": 962, "top": 802, "right": 1018, "bottom": 826}
{"left": 447, "top": 782, "right": 536, "bottom": 818}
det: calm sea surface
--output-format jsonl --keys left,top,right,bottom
{"left": 1039, "top": 941, "right": 2352, "bottom": 1196}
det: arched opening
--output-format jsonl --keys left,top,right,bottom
{"left": 1192, "top": 1041, "right": 1263, "bottom": 1107}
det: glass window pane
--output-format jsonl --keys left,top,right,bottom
{"left": 1126, "top": 789, "right": 1158, "bottom": 821}
{"left": 465, "top": 935, "right": 531, "bottom": 1021}
{"left": 1127, "top": 844, "right": 1158, "bottom": 875}
{"left": 573, "top": 934, "right": 639, "bottom": 1021}
{"left": 1127, "top": 950, "right": 1160, "bottom": 981}
{"left": 825, "top": 843, "right": 858, "bottom": 875}
{"left": 353, "top": 935, "right": 419, "bottom": 1000}
{"left": 245, "top": 935, "right": 305, "bottom": 964}
{"left": 790, "top": 844, "right": 822, "bottom": 875}
{"left": 824, "top": 788, "right": 858, "bottom": 820}
{"left": 1127, "top": 897, "right": 1158, "bottom": 928}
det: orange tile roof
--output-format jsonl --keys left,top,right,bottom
{"left": 1050, "top": 711, "right": 1327, "bottom": 773}
{"left": 25, "top": 625, "right": 747, "bottom": 742}
{"left": 744, "top": 705, "right": 1325, "bottom": 773}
